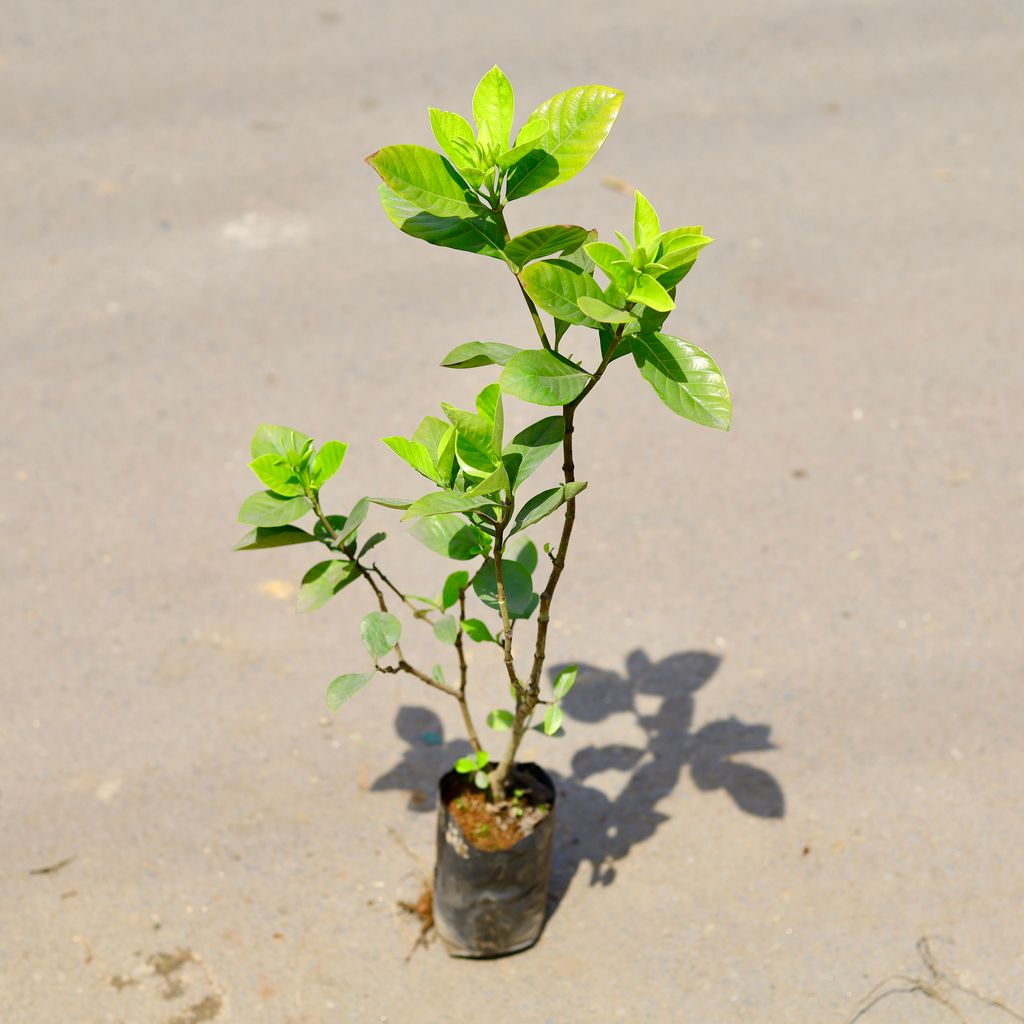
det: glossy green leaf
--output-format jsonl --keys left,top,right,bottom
{"left": 510, "top": 481, "right": 587, "bottom": 534}
{"left": 506, "top": 535, "right": 538, "bottom": 573}
{"left": 442, "top": 402, "right": 497, "bottom": 461}
{"left": 409, "top": 513, "right": 490, "bottom": 560}
{"left": 368, "top": 495, "right": 413, "bottom": 510}
{"left": 248, "top": 454, "right": 305, "bottom": 496}
{"left": 233, "top": 525, "right": 316, "bottom": 551}
{"left": 361, "top": 611, "right": 402, "bottom": 659}
{"left": 576, "top": 295, "right": 633, "bottom": 323}
{"left": 584, "top": 241, "right": 633, "bottom": 291}
{"left": 326, "top": 671, "right": 376, "bottom": 712}
{"left": 473, "top": 65, "right": 515, "bottom": 153}
{"left": 500, "top": 350, "right": 591, "bottom": 406}
{"left": 441, "top": 341, "right": 522, "bottom": 369}
{"left": 520, "top": 259, "right": 603, "bottom": 325}
{"left": 368, "top": 144, "right": 480, "bottom": 219}
{"left": 631, "top": 333, "right": 731, "bottom": 430}
{"left": 466, "top": 464, "right": 509, "bottom": 498}
{"left": 657, "top": 233, "right": 713, "bottom": 268}
{"left": 463, "top": 618, "right": 498, "bottom": 643}
{"left": 502, "top": 415, "right": 564, "bottom": 491}
{"left": 553, "top": 664, "right": 578, "bottom": 699}
{"left": 433, "top": 614, "right": 459, "bottom": 645}
{"left": 377, "top": 184, "right": 505, "bottom": 260}
{"left": 402, "top": 491, "right": 496, "bottom": 520}
{"left": 428, "top": 107, "right": 476, "bottom": 166}
{"left": 505, "top": 85, "right": 624, "bottom": 200}
{"left": 487, "top": 709, "right": 515, "bottom": 731}
{"left": 628, "top": 273, "right": 674, "bottom": 312}
{"left": 472, "top": 558, "right": 535, "bottom": 618}
{"left": 251, "top": 424, "right": 311, "bottom": 461}
{"left": 297, "top": 559, "right": 360, "bottom": 613}
{"left": 633, "top": 191, "right": 661, "bottom": 249}
{"left": 543, "top": 705, "right": 564, "bottom": 736}
{"left": 336, "top": 497, "right": 369, "bottom": 546}
{"left": 381, "top": 436, "right": 441, "bottom": 483}
{"left": 238, "top": 490, "right": 310, "bottom": 527}
{"left": 442, "top": 570, "right": 470, "bottom": 610}
{"left": 495, "top": 117, "right": 547, "bottom": 170}
{"left": 311, "top": 441, "right": 348, "bottom": 489}
{"left": 476, "top": 382, "right": 505, "bottom": 454}
{"left": 505, "top": 225, "right": 589, "bottom": 270}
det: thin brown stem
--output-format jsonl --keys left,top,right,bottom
{"left": 454, "top": 589, "right": 482, "bottom": 753}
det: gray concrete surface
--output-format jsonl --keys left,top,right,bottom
{"left": 3, "top": 1, "right": 1023, "bottom": 1021}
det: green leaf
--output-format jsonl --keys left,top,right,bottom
{"left": 487, "top": 709, "right": 515, "bottom": 731}
{"left": 657, "top": 233, "right": 712, "bottom": 269}
{"left": 368, "top": 496, "right": 413, "bottom": 510}
{"left": 466, "top": 464, "right": 509, "bottom": 497}
{"left": 475, "top": 382, "right": 504, "bottom": 453}
{"left": 442, "top": 403, "right": 497, "bottom": 462}
{"left": 402, "top": 491, "right": 496, "bottom": 521}
{"left": 336, "top": 497, "right": 369, "bottom": 546}
{"left": 500, "top": 350, "right": 591, "bottom": 406}
{"left": 367, "top": 144, "right": 481, "bottom": 219}
{"left": 502, "top": 415, "right": 564, "bottom": 491}
{"left": 377, "top": 184, "right": 505, "bottom": 260}
{"left": 432, "top": 664, "right": 447, "bottom": 685}
{"left": 313, "top": 514, "right": 348, "bottom": 545}
{"left": 361, "top": 611, "right": 402, "bottom": 659}
{"left": 463, "top": 618, "right": 498, "bottom": 643}
{"left": 454, "top": 755, "right": 477, "bottom": 773}
{"left": 473, "top": 770, "right": 490, "bottom": 790}
{"left": 382, "top": 436, "right": 441, "bottom": 483}
{"left": 233, "top": 525, "right": 316, "bottom": 551}
{"left": 511, "top": 481, "right": 587, "bottom": 534}
{"left": 428, "top": 107, "right": 476, "bottom": 167}
{"left": 433, "top": 615, "right": 459, "bottom": 645}
{"left": 506, "top": 535, "right": 538, "bottom": 574}
{"left": 238, "top": 490, "right": 310, "bottom": 527}
{"left": 495, "top": 118, "right": 547, "bottom": 170}
{"left": 505, "top": 85, "right": 624, "bottom": 200}
{"left": 473, "top": 65, "right": 515, "bottom": 153}
{"left": 311, "top": 441, "right": 348, "bottom": 489}
{"left": 248, "top": 454, "right": 305, "bottom": 496}
{"left": 631, "top": 333, "right": 731, "bottom": 430}
{"left": 441, "top": 341, "right": 522, "bottom": 369}
{"left": 520, "top": 259, "right": 603, "bottom": 325}
{"left": 358, "top": 532, "right": 386, "bottom": 557}
{"left": 326, "top": 671, "right": 376, "bottom": 712}
{"left": 409, "top": 514, "right": 491, "bottom": 560}
{"left": 472, "top": 558, "right": 535, "bottom": 619}
{"left": 633, "top": 191, "right": 660, "bottom": 249}
{"left": 584, "top": 241, "right": 634, "bottom": 291}
{"left": 543, "top": 705, "right": 564, "bottom": 736}
{"left": 297, "top": 560, "right": 360, "bottom": 613}
{"left": 553, "top": 664, "right": 578, "bottom": 699}
{"left": 251, "top": 424, "right": 311, "bottom": 461}
{"left": 576, "top": 295, "right": 633, "bottom": 323}
{"left": 505, "top": 225, "right": 589, "bottom": 270}
{"left": 628, "top": 273, "right": 674, "bottom": 312}
{"left": 441, "top": 570, "right": 470, "bottom": 610}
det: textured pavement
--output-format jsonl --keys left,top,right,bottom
{"left": 3, "top": 1, "right": 1023, "bottom": 1021}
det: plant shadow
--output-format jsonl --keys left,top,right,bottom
{"left": 371, "top": 649, "right": 784, "bottom": 915}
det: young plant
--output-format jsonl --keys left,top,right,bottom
{"left": 235, "top": 66, "right": 730, "bottom": 801}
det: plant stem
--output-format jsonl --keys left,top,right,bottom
{"left": 454, "top": 588, "right": 482, "bottom": 753}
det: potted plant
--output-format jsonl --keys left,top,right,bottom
{"left": 234, "top": 66, "right": 731, "bottom": 958}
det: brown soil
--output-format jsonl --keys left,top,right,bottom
{"left": 447, "top": 782, "right": 551, "bottom": 852}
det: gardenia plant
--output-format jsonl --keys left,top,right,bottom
{"left": 235, "top": 66, "right": 730, "bottom": 801}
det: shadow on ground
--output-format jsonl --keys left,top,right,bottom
{"left": 372, "top": 649, "right": 784, "bottom": 911}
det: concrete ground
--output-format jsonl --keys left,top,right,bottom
{"left": 3, "top": 1, "right": 1023, "bottom": 1021}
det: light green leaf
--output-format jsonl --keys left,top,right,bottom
{"left": 432, "top": 664, "right": 447, "bottom": 685}
{"left": 368, "top": 144, "right": 480, "bottom": 219}
{"left": 487, "top": 709, "right": 515, "bottom": 731}
{"left": 657, "top": 233, "right": 713, "bottom": 268}
{"left": 336, "top": 497, "right": 369, "bottom": 546}
{"left": 505, "top": 225, "right": 590, "bottom": 270}
{"left": 463, "top": 618, "right": 499, "bottom": 643}
{"left": 433, "top": 614, "right": 459, "bottom": 645}
{"left": 248, "top": 454, "right": 305, "bottom": 496}
{"left": 466, "top": 464, "right": 509, "bottom": 497}
{"left": 553, "top": 664, "right": 577, "bottom": 699}
{"left": 506, "top": 535, "right": 538, "bottom": 573}
{"left": 238, "top": 490, "right": 310, "bottom": 527}
{"left": 382, "top": 436, "right": 441, "bottom": 483}
{"left": 297, "top": 560, "right": 360, "bottom": 613}
{"left": 441, "top": 341, "right": 522, "bottom": 369}
{"left": 584, "top": 241, "right": 634, "bottom": 291}
{"left": 473, "top": 65, "right": 515, "bottom": 153}
{"left": 402, "top": 491, "right": 496, "bottom": 520}
{"left": 633, "top": 191, "right": 660, "bottom": 249}
{"left": 454, "top": 755, "right": 477, "bottom": 773}
{"left": 368, "top": 495, "right": 413, "bottom": 510}
{"left": 505, "top": 85, "right": 624, "bottom": 200}
{"left": 358, "top": 531, "right": 386, "bottom": 557}
{"left": 377, "top": 184, "right": 505, "bottom": 260}
{"left": 495, "top": 118, "right": 547, "bottom": 170}
{"left": 472, "top": 558, "right": 535, "bottom": 619}
{"left": 409, "top": 514, "right": 491, "bottom": 560}
{"left": 251, "top": 424, "right": 311, "bottom": 461}
{"left": 543, "top": 705, "right": 564, "bottom": 736}
{"left": 326, "top": 671, "right": 376, "bottom": 712}
{"left": 361, "top": 611, "right": 402, "bottom": 659}
{"left": 500, "top": 350, "right": 591, "bottom": 406}
{"left": 628, "top": 273, "right": 674, "bottom": 312}
{"left": 520, "top": 259, "right": 603, "bottom": 325}
{"left": 441, "top": 570, "right": 470, "bottom": 610}
{"left": 511, "top": 481, "right": 587, "bottom": 534}
{"left": 502, "top": 415, "right": 564, "bottom": 491}
{"left": 233, "top": 525, "right": 316, "bottom": 551}
{"left": 311, "top": 441, "right": 348, "bottom": 488}
{"left": 442, "top": 403, "right": 497, "bottom": 462}
{"left": 475, "top": 382, "right": 504, "bottom": 453}
{"left": 473, "top": 770, "right": 490, "bottom": 789}
{"left": 428, "top": 107, "right": 477, "bottom": 167}
{"left": 631, "top": 333, "right": 731, "bottom": 430}
{"left": 576, "top": 295, "right": 633, "bottom": 323}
